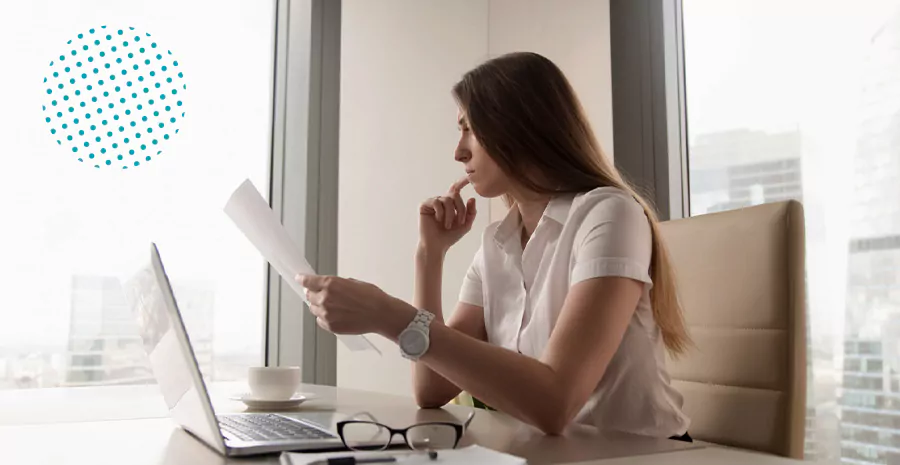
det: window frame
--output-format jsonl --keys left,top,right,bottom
{"left": 267, "top": 0, "right": 340, "bottom": 385}
{"left": 609, "top": 0, "right": 689, "bottom": 221}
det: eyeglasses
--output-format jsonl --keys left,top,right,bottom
{"left": 336, "top": 411, "right": 475, "bottom": 451}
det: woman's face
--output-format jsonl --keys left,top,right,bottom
{"left": 455, "top": 109, "right": 510, "bottom": 198}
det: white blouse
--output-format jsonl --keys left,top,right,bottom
{"left": 458, "top": 186, "right": 690, "bottom": 438}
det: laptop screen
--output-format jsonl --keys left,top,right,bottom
{"left": 122, "top": 243, "right": 226, "bottom": 454}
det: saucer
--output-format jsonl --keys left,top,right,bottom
{"left": 229, "top": 392, "right": 313, "bottom": 410}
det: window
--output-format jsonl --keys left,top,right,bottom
{"left": 0, "top": 1, "right": 275, "bottom": 393}
{"left": 683, "top": 0, "right": 900, "bottom": 463}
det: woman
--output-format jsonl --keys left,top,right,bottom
{"left": 297, "top": 52, "right": 691, "bottom": 439}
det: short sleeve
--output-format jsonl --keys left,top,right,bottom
{"left": 570, "top": 195, "right": 653, "bottom": 287}
{"left": 458, "top": 246, "right": 485, "bottom": 307}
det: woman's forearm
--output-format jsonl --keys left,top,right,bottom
{"left": 411, "top": 246, "right": 462, "bottom": 407}
{"left": 383, "top": 277, "right": 640, "bottom": 436}
{"left": 413, "top": 246, "right": 445, "bottom": 317}
{"left": 416, "top": 322, "right": 570, "bottom": 434}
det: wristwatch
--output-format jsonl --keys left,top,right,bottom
{"left": 398, "top": 309, "right": 435, "bottom": 360}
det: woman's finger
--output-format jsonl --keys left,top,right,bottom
{"left": 439, "top": 196, "right": 456, "bottom": 229}
{"left": 305, "top": 289, "right": 322, "bottom": 308}
{"left": 432, "top": 197, "right": 445, "bottom": 224}
{"left": 305, "top": 296, "right": 325, "bottom": 316}
{"left": 420, "top": 198, "right": 436, "bottom": 215}
{"left": 451, "top": 190, "right": 466, "bottom": 226}
{"left": 464, "top": 197, "right": 477, "bottom": 227}
{"left": 297, "top": 274, "right": 329, "bottom": 292}
{"left": 448, "top": 176, "right": 470, "bottom": 195}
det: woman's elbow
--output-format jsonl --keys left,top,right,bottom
{"left": 534, "top": 414, "right": 569, "bottom": 436}
{"left": 415, "top": 395, "right": 448, "bottom": 409}
{"left": 533, "top": 397, "right": 581, "bottom": 436}
{"left": 413, "top": 389, "right": 453, "bottom": 409}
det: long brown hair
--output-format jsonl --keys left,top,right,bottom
{"left": 453, "top": 52, "right": 690, "bottom": 355}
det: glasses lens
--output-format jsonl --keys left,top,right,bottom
{"left": 341, "top": 422, "right": 391, "bottom": 450}
{"left": 405, "top": 424, "right": 459, "bottom": 450}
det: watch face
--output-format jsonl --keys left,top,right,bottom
{"left": 400, "top": 328, "right": 427, "bottom": 356}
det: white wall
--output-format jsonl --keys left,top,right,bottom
{"left": 487, "top": 0, "right": 614, "bottom": 222}
{"left": 489, "top": 0, "right": 614, "bottom": 157}
{"left": 338, "top": 0, "right": 491, "bottom": 395}
{"left": 338, "top": 0, "right": 613, "bottom": 396}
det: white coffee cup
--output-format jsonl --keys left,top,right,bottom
{"left": 248, "top": 366, "right": 301, "bottom": 400}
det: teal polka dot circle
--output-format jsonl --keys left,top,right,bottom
{"left": 41, "top": 26, "right": 187, "bottom": 169}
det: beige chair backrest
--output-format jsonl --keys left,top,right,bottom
{"left": 659, "top": 200, "right": 806, "bottom": 459}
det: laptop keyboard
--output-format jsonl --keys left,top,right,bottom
{"left": 218, "top": 413, "right": 336, "bottom": 442}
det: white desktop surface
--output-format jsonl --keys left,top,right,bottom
{"left": 0, "top": 382, "right": 802, "bottom": 465}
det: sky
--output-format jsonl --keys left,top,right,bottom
{"left": 684, "top": 0, "right": 900, "bottom": 138}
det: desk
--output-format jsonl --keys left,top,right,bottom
{"left": 1, "top": 382, "right": 799, "bottom": 465}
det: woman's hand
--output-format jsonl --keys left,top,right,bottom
{"left": 296, "top": 274, "right": 416, "bottom": 338}
{"left": 419, "top": 177, "right": 477, "bottom": 254}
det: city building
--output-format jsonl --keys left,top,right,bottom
{"left": 63, "top": 275, "right": 215, "bottom": 387}
{"left": 839, "top": 339, "right": 900, "bottom": 464}
{"left": 838, "top": 9, "right": 900, "bottom": 465}
{"left": 688, "top": 128, "right": 803, "bottom": 215}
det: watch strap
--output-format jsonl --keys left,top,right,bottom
{"left": 400, "top": 309, "right": 435, "bottom": 360}
{"left": 407, "top": 308, "right": 435, "bottom": 334}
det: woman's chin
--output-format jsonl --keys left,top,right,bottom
{"left": 471, "top": 181, "right": 500, "bottom": 198}
{"left": 471, "top": 184, "right": 488, "bottom": 198}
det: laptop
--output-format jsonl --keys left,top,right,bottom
{"left": 125, "top": 243, "right": 347, "bottom": 456}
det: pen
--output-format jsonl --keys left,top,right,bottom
{"left": 309, "top": 457, "right": 396, "bottom": 465}
{"left": 309, "top": 450, "right": 439, "bottom": 465}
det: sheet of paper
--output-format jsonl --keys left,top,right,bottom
{"left": 224, "top": 178, "right": 379, "bottom": 353}
{"left": 280, "top": 445, "right": 527, "bottom": 465}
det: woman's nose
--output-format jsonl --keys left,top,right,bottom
{"left": 455, "top": 147, "right": 471, "bottom": 163}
